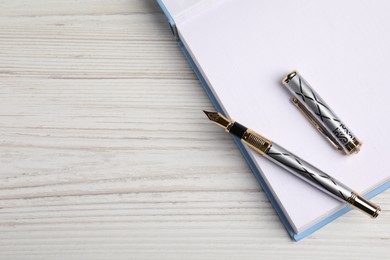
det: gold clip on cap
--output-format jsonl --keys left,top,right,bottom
{"left": 290, "top": 97, "right": 343, "bottom": 152}
{"left": 282, "top": 71, "right": 362, "bottom": 155}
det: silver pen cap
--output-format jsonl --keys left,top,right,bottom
{"left": 282, "top": 71, "right": 362, "bottom": 155}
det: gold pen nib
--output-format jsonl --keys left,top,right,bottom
{"left": 203, "top": 110, "right": 233, "bottom": 131}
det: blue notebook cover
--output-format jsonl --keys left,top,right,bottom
{"left": 156, "top": 0, "right": 390, "bottom": 241}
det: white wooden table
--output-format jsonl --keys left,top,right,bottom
{"left": 0, "top": 1, "right": 389, "bottom": 259}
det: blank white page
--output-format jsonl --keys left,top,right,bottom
{"left": 172, "top": 0, "right": 390, "bottom": 233}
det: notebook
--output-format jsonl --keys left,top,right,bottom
{"left": 156, "top": 0, "right": 390, "bottom": 240}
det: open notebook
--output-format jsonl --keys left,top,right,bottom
{"left": 157, "top": 0, "right": 390, "bottom": 240}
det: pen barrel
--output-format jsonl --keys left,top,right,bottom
{"left": 265, "top": 143, "right": 353, "bottom": 202}
{"left": 265, "top": 143, "right": 381, "bottom": 217}
{"left": 283, "top": 71, "right": 361, "bottom": 154}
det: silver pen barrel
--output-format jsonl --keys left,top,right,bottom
{"left": 265, "top": 143, "right": 380, "bottom": 218}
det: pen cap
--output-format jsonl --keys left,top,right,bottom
{"left": 282, "top": 71, "right": 361, "bottom": 154}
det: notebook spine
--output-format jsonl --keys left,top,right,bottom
{"left": 156, "top": 0, "right": 180, "bottom": 40}
{"left": 169, "top": 23, "right": 179, "bottom": 40}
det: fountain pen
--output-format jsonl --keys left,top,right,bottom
{"left": 203, "top": 111, "right": 380, "bottom": 218}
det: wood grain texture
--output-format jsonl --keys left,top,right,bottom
{"left": 0, "top": 1, "right": 389, "bottom": 259}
